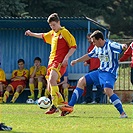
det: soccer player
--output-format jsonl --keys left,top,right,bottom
{"left": 28, "top": 57, "right": 47, "bottom": 100}
{"left": 0, "top": 123, "right": 12, "bottom": 131}
{"left": 82, "top": 33, "right": 103, "bottom": 104}
{"left": 59, "top": 30, "right": 128, "bottom": 118}
{"left": 0, "top": 68, "right": 7, "bottom": 103}
{"left": 25, "top": 13, "right": 77, "bottom": 114}
{"left": 3, "top": 59, "right": 29, "bottom": 103}
{"left": 119, "top": 41, "right": 133, "bottom": 103}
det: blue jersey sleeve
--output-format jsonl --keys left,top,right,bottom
{"left": 110, "top": 42, "right": 123, "bottom": 54}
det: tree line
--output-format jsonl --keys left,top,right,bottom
{"left": 0, "top": 0, "right": 132, "bottom": 38}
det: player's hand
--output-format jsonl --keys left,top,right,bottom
{"left": 122, "top": 44, "right": 127, "bottom": 51}
{"left": 25, "top": 30, "right": 32, "bottom": 36}
{"left": 84, "top": 62, "right": 88, "bottom": 66}
{"left": 62, "top": 59, "right": 68, "bottom": 67}
{"left": 34, "top": 63, "right": 38, "bottom": 68}
{"left": 71, "top": 60, "right": 77, "bottom": 66}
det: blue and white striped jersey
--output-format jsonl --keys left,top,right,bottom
{"left": 88, "top": 40, "right": 122, "bottom": 78}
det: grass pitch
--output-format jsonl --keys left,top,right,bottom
{"left": 0, "top": 104, "right": 132, "bottom": 133}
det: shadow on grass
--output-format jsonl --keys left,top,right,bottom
{"left": 51, "top": 115, "right": 132, "bottom": 119}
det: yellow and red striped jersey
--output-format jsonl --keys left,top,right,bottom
{"left": 42, "top": 27, "right": 77, "bottom": 64}
{"left": 11, "top": 69, "right": 29, "bottom": 81}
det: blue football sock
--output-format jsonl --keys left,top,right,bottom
{"left": 110, "top": 94, "right": 124, "bottom": 114}
{"left": 68, "top": 87, "right": 84, "bottom": 106}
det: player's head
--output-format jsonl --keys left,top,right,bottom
{"left": 18, "top": 59, "right": 25, "bottom": 69}
{"left": 87, "top": 33, "right": 92, "bottom": 43}
{"left": 34, "top": 57, "right": 41, "bottom": 67}
{"left": 47, "top": 13, "right": 61, "bottom": 32}
{"left": 90, "top": 30, "right": 105, "bottom": 47}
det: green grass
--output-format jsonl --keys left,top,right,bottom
{"left": 0, "top": 104, "right": 133, "bottom": 133}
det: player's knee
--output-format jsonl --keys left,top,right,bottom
{"left": 6, "top": 86, "right": 12, "bottom": 92}
{"left": 29, "top": 78, "right": 34, "bottom": 83}
{"left": 104, "top": 88, "right": 113, "bottom": 97}
{"left": 38, "top": 77, "right": 43, "bottom": 82}
{"left": 16, "top": 87, "right": 22, "bottom": 93}
{"left": 77, "top": 77, "right": 86, "bottom": 87}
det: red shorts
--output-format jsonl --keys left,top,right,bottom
{"left": 46, "top": 61, "right": 66, "bottom": 82}
{"left": 9, "top": 80, "right": 26, "bottom": 93}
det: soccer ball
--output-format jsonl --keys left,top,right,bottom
{"left": 26, "top": 99, "right": 35, "bottom": 104}
{"left": 37, "top": 96, "right": 51, "bottom": 109}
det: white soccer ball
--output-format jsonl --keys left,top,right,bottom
{"left": 37, "top": 96, "right": 51, "bottom": 109}
{"left": 26, "top": 99, "right": 35, "bottom": 104}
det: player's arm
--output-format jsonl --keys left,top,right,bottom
{"left": 84, "top": 58, "right": 90, "bottom": 66}
{"left": 62, "top": 48, "right": 76, "bottom": 67}
{"left": 121, "top": 44, "right": 127, "bottom": 50}
{"left": 25, "top": 30, "right": 43, "bottom": 39}
{"left": 35, "top": 67, "right": 46, "bottom": 79}
{"left": 11, "top": 70, "right": 18, "bottom": 81}
{"left": 15, "top": 76, "right": 26, "bottom": 80}
{"left": 61, "top": 29, "right": 77, "bottom": 66}
{"left": 71, "top": 54, "right": 91, "bottom": 66}
{"left": 119, "top": 45, "right": 132, "bottom": 61}
{"left": 30, "top": 66, "right": 37, "bottom": 78}
{"left": 18, "top": 70, "right": 29, "bottom": 80}
{"left": 110, "top": 42, "right": 127, "bottom": 53}
{"left": 84, "top": 61, "right": 89, "bottom": 66}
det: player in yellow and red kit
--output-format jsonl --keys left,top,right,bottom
{"left": 25, "top": 13, "right": 77, "bottom": 114}
{"left": 28, "top": 57, "right": 47, "bottom": 100}
{"left": 0, "top": 68, "right": 7, "bottom": 103}
{"left": 3, "top": 59, "right": 29, "bottom": 103}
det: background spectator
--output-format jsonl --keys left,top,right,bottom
{"left": 28, "top": 57, "right": 47, "bottom": 100}
{"left": 3, "top": 59, "right": 29, "bottom": 103}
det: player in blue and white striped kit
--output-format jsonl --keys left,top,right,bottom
{"left": 59, "top": 30, "right": 128, "bottom": 118}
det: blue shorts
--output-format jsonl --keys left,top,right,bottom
{"left": 85, "top": 70, "right": 116, "bottom": 89}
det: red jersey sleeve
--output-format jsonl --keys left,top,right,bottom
{"left": 119, "top": 45, "right": 132, "bottom": 61}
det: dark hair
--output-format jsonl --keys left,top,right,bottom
{"left": 34, "top": 57, "right": 41, "bottom": 63}
{"left": 87, "top": 33, "right": 92, "bottom": 37}
{"left": 18, "top": 59, "right": 25, "bottom": 64}
{"left": 47, "top": 13, "right": 60, "bottom": 23}
{"left": 90, "top": 30, "right": 104, "bottom": 40}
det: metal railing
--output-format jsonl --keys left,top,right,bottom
{"left": 114, "top": 61, "right": 133, "bottom": 90}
